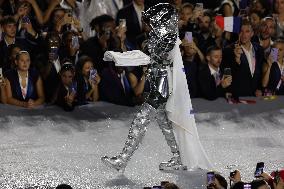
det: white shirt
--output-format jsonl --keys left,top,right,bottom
{"left": 209, "top": 64, "right": 220, "bottom": 85}
{"left": 118, "top": 71, "right": 126, "bottom": 93}
{"left": 18, "top": 71, "right": 28, "bottom": 99}
{"left": 105, "top": 0, "right": 124, "bottom": 18}
{"left": 133, "top": 2, "right": 144, "bottom": 30}
{"left": 53, "top": 58, "right": 61, "bottom": 73}
{"left": 241, "top": 43, "right": 255, "bottom": 76}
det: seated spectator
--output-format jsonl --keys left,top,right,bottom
{"left": 0, "top": 16, "right": 40, "bottom": 73}
{"left": 53, "top": 63, "right": 77, "bottom": 111}
{"left": 75, "top": 56, "right": 100, "bottom": 105}
{"left": 5, "top": 51, "right": 45, "bottom": 108}
{"left": 264, "top": 39, "right": 284, "bottom": 94}
{"left": 222, "top": 19, "right": 264, "bottom": 98}
{"left": 181, "top": 38, "right": 205, "bottom": 98}
{"left": 198, "top": 46, "right": 232, "bottom": 100}
{"left": 99, "top": 63, "right": 136, "bottom": 106}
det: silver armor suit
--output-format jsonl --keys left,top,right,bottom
{"left": 101, "top": 3, "right": 187, "bottom": 172}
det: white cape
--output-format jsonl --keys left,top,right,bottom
{"left": 166, "top": 39, "right": 213, "bottom": 170}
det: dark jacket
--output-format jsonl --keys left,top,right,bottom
{"left": 5, "top": 68, "right": 40, "bottom": 101}
{"left": 198, "top": 64, "right": 226, "bottom": 100}
{"left": 222, "top": 42, "right": 264, "bottom": 97}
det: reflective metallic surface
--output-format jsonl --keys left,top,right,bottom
{"left": 0, "top": 99, "right": 283, "bottom": 188}
{"left": 101, "top": 3, "right": 186, "bottom": 172}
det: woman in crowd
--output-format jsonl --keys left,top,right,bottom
{"left": 75, "top": 56, "right": 100, "bottom": 105}
{"left": 264, "top": 39, "right": 284, "bottom": 94}
{"left": 5, "top": 50, "right": 45, "bottom": 108}
{"left": 54, "top": 62, "right": 77, "bottom": 111}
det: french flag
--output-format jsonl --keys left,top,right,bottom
{"left": 215, "top": 16, "right": 241, "bottom": 33}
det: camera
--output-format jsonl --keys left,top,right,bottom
{"left": 22, "top": 16, "right": 30, "bottom": 24}
{"left": 119, "top": 19, "right": 126, "bottom": 28}
{"left": 102, "top": 27, "right": 111, "bottom": 38}
{"left": 254, "top": 162, "right": 264, "bottom": 178}
{"left": 89, "top": 69, "right": 97, "bottom": 81}
{"left": 71, "top": 35, "right": 80, "bottom": 49}
{"left": 230, "top": 170, "right": 237, "bottom": 178}
{"left": 224, "top": 68, "right": 231, "bottom": 77}
{"left": 207, "top": 171, "right": 215, "bottom": 185}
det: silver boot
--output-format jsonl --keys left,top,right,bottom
{"left": 156, "top": 105, "right": 187, "bottom": 171}
{"left": 101, "top": 103, "right": 155, "bottom": 172}
{"left": 159, "top": 152, "right": 187, "bottom": 171}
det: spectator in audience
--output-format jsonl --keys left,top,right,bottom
{"left": 12, "top": 0, "right": 44, "bottom": 33}
{"left": 257, "top": 17, "right": 276, "bottom": 57}
{"left": 198, "top": 46, "right": 232, "bottom": 100}
{"left": 249, "top": 11, "right": 263, "bottom": 37}
{"left": 104, "top": 0, "right": 132, "bottom": 19}
{"left": 218, "top": 0, "right": 235, "bottom": 17}
{"left": 7, "top": 44, "right": 22, "bottom": 72}
{"left": 250, "top": 0, "right": 271, "bottom": 17}
{"left": 116, "top": 0, "right": 146, "bottom": 47}
{"left": 0, "top": 16, "right": 40, "bottom": 72}
{"left": 59, "top": 31, "right": 81, "bottom": 64}
{"left": 35, "top": 32, "right": 61, "bottom": 103}
{"left": 80, "top": 14, "right": 117, "bottom": 72}
{"left": 181, "top": 38, "right": 205, "bottom": 98}
{"left": 99, "top": 63, "right": 136, "bottom": 106}
{"left": 274, "top": 0, "right": 284, "bottom": 38}
{"left": 194, "top": 10, "right": 216, "bottom": 54}
{"left": 53, "top": 62, "right": 77, "bottom": 111}
{"left": 75, "top": 56, "right": 100, "bottom": 105}
{"left": 5, "top": 50, "right": 45, "bottom": 108}
{"left": 222, "top": 19, "right": 264, "bottom": 98}
{"left": 263, "top": 39, "right": 284, "bottom": 94}
{"left": 178, "top": 3, "right": 194, "bottom": 38}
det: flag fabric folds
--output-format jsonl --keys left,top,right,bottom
{"left": 215, "top": 16, "right": 241, "bottom": 33}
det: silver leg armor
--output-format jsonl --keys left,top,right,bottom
{"left": 101, "top": 3, "right": 187, "bottom": 172}
{"left": 101, "top": 69, "right": 187, "bottom": 172}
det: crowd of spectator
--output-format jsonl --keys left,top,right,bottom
{"left": 0, "top": 0, "right": 284, "bottom": 111}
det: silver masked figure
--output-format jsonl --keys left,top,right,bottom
{"left": 101, "top": 3, "right": 187, "bottom": 172}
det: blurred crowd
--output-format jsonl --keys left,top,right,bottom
{"left": 0, "top": 0, "right": 284, "bottom": 111}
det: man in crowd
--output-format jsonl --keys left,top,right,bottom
{"left": 222, "top": 19, "right": 264, "bottom": 98}
{"left": 198, "top": 45, "right": 232, "bottom": 100}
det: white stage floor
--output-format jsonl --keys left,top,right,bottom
{"left": 0, "top": 97, "right": 283, "bottom": 189}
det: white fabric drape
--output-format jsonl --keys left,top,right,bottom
{"left": 166, "top": 39, "right": 213, "bottom": 170}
